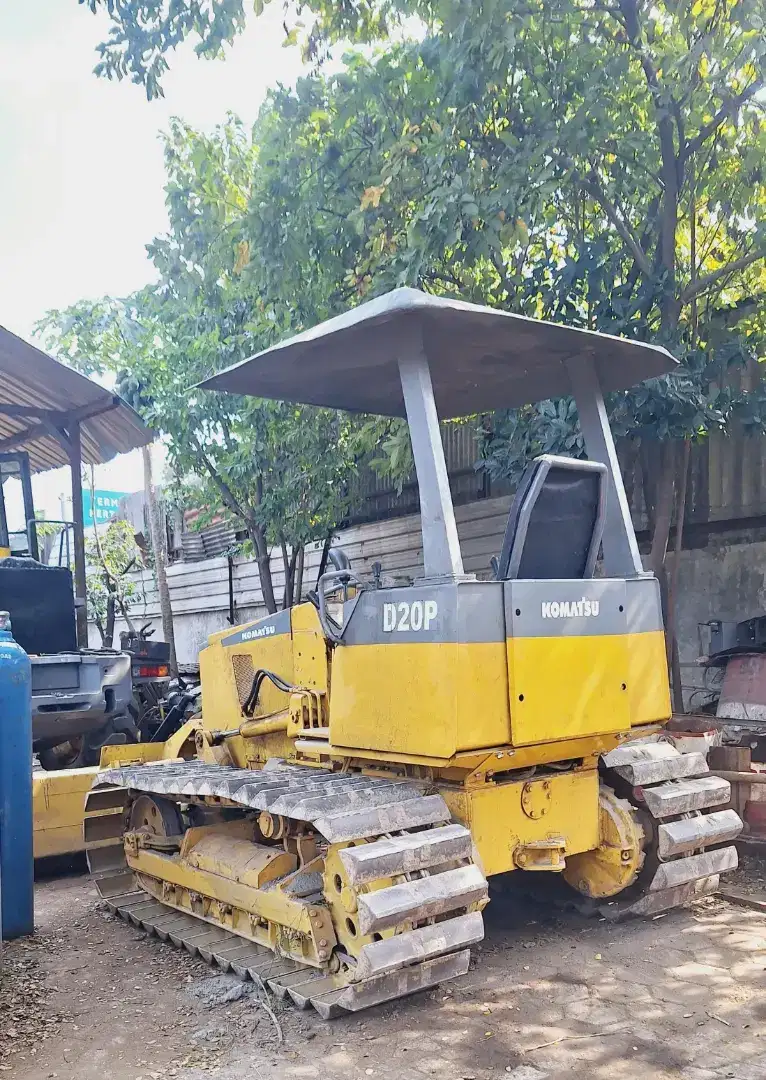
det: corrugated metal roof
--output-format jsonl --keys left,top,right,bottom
{"left": 0, "top": 325, "right": 152, "bottom": 472}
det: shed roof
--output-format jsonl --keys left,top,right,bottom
{"left": 0, "top": 325, "right": 152, "bottom": 473}
{"left": 200, "top": 288, "right": 677, "bottom": 418}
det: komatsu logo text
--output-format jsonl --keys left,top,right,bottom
{"left": 541, "top": 599, "right": 600, "bottom": 619}
{"left": 240, "top": 624, "right": 276, "bottom": 641}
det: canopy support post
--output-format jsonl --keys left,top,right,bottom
{"left": 566, "top": 354, "right": 644, "bottom": 578}
{"left": 398, "top": 335, "right": 466, "bottom": 582}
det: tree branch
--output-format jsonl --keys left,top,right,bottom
{"left": 684, "top": 80, "right": 765, "bottom": 160}
{"left": 681, "top": 249, "right": 766, "bottom": 304}
{"left": 581, "top": 172, "right": 653, "bottom": 276}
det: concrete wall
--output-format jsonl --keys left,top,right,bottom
{"left": 92, "top": 498, "right": 766, "bottom": 705}
{"left": 672, "top": 529, "right": 766, "bottom": 708}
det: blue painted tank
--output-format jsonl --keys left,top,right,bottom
{"left": 0, "top": 610, "right": 34, "bottom": 939}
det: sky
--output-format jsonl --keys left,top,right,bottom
{"left": 0, "top": 0, "right": 305, "bottom": 528}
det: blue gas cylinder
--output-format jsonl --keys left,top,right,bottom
{"left": 0, "top": 610, "right": 34, "bottom": 939}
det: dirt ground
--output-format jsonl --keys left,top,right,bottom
{"left": 3, "top": 856, "right": 766, "bottom": 1080}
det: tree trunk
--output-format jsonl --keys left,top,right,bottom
{"left": 294, "top": 545, "right": 305, "bottom": 605}
{"left": 279, "top": 534, "right": 292, "bottom": 609}
{"left": 280, "top": 536, "right": 299, "bottom": 610}
{"left": 105, "top": 591, "right": 116, "bottom": 649}
{"left": 248, "top": 519, "right": 277, "bottom": 614}
{"left": 141, "top": 443, "right": 178, "bottom": 675}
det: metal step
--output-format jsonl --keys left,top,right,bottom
{"left": 340, "top": 824, "right": 472, "bottom": 885}
{"left": 355, "top": 912, "right": 484, "bottom": 979}
{"left": 657, "top": 809, "right": 743, "bottom": 857}
{"left": 356, "top": 865, "right": 488, "bottom": 935}
{"left": 641, "top": 775, "right": 731, "bottom": 818}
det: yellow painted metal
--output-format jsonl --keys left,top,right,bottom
{"left": 562, "top": 786, "right": 645, "bottom": 898}
{"left": 33, "top": 724, "right": 202, "bottom": 860}
{"left": 507, "top": 634, "right": 630, "bottom": 745}
{"left": 323, "top": 843, "right": 380, "bottom": 956}
{"left": 99, "top": 743, "right": 166, "bottom": 768}
{"left": 627, "top": 629, "right": 672, "bottom": 726}
{"left": 201, "top": 621, "right": 295, "bottom": 731}
{"left": 513, "top": 837, "right": 567, "bottom": 871}
{"left": 239, "top": 714, "right": 290, "bottom": 738}
{"left": 291, "top": 602, "right": 330, "bottom": 694}
{"left": 181, "top": 827, "right": 297, "bottom": 887}
{"left": 330, "top": 729, "right": 634, "bottom": 773}
{"left": 128, "top": 840, "right": 339, "bottom": 967}
{"left": 330, "top": 640, "right": 511, "bottom": 758}
{"left": 0, "top": 546, "right": 10, "bottom": 560}
{"left": 441, "top": 769, "right": 600, "bottom": 878}
{"left": 129, "top": 846, "right": 316, "bottom": 931}
{"left": 32, "top": 766, "right": 99, "bottom": 859}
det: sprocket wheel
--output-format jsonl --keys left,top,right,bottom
{"left": 562, "top": 784, "right": 646, "bottom": 899}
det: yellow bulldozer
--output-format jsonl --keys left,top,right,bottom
{"left": 85, "top": 289, "right": 742, "bottom": 1018}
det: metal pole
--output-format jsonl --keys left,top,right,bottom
{"left": 566, "top": 354, "right": 644, "bottom": 578}
{"left": 67, "top": 422, "right": 88, "bottom": 647}
{"left": 398, "top": 332, "right": 465, "bottom": 582}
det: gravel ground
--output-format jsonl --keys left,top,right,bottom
{"left": 3, "top": 859, "right": 766, "bottom": 1080}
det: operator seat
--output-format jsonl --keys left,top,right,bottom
{"left": 493, "top": 455, "right": 607, "bottom": 580}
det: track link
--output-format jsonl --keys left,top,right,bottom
{"left": 598, "top": 741, "right": 742, "bottom": 918}
{"left": 84, "top": 759, "right": 486, "bottom": 1018}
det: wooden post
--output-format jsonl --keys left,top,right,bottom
{"left": 67, "top": 421, "right": 88, "bottom": 647}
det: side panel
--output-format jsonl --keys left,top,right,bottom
{"left": 200, "top": 608, "right": 295, "bottom": 731}
{"left": 33, "top": 767, "right": 99, "bottom": 859}
{"left": 625, "top": 577, "right": 672, "bottom": 726}
{"left": 505, "top": 580, "right": 630, "bottom": 745}
{"left": 331, "top": 640, "right": 459, "bottom": 757}
{"left": 441, "top": 769, "right": 600, "bottom": 878}
{"left": 330, "top": 582, "right": 510, "bottom": 758}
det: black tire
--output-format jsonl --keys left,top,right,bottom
{"left": 38, "top": 712, "right": 140, "bottom": 770}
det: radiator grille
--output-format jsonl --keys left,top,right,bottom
{"left": 231, "top": 653, "right": 254, "bottom": 708}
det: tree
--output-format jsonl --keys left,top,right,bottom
{"left": 234, "top": 3, "right": 766, "bottom": 699}
{"left": 85, "top": 518, "right": 142, "bottom": 648}
{"left": 36, "top": 303, "right": 179, "bottom": 670}
{"left": 38, "top": 289, "right": 360, "bottom": 616}
{"left": 78, "top": 0, "right": 397, "bottom": 98}
{"left": 76, "top": 0, "right": 766, "bottom": 701}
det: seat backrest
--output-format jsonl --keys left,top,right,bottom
{"left": 494, "top": 455, "right": 607, "bottom": 581}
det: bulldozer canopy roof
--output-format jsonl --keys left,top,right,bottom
{"left": 200, "top": 288, "right": 677, "bottom": 418}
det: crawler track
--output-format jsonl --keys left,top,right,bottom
{"left": 597, "top": 741, "right": 742, "bottom": 918}
{"left": 84, "top": 759, "right": 487, "bottom": 1018}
